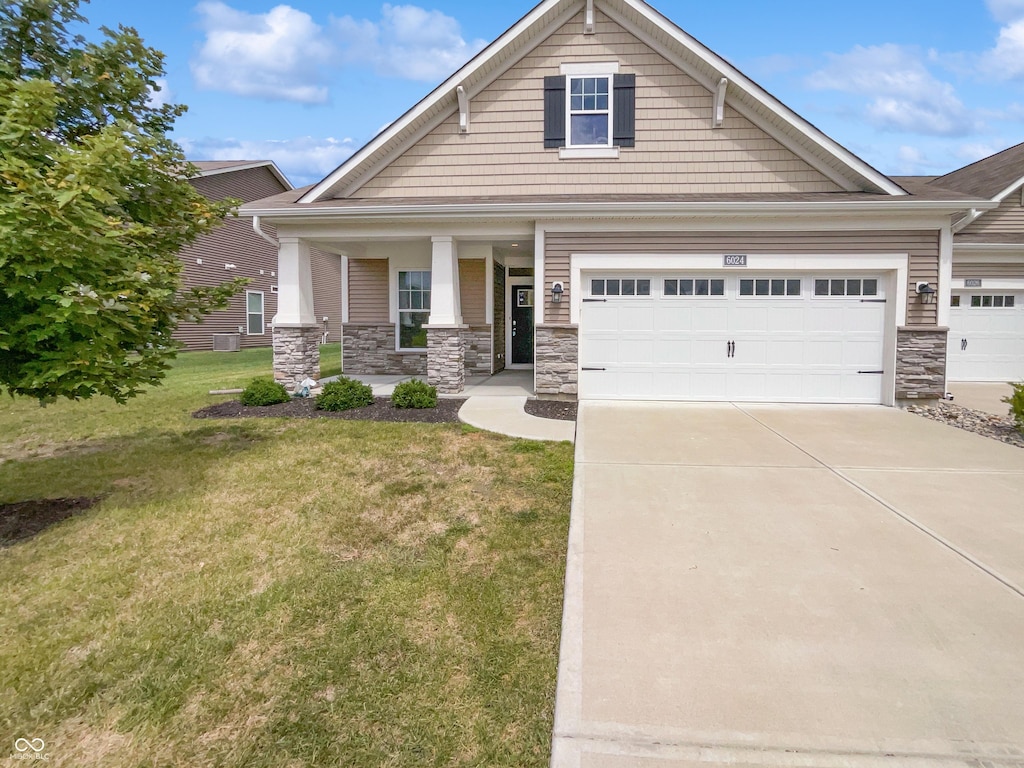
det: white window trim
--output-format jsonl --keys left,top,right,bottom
{"left": 559, "top": 146, "right": 620, "bottom": 159}
{"left": 565, "top": 72, "right": 614, "bottom": 149}
{"left": 246, "top": 290, "right": 265, "bottom": 336}
{"left": 396, "top": 269, "right": 432, "bottom": 352}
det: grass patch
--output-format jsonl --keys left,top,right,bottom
{"left": 0, "top": 349, "right": 573, "bottom": 767}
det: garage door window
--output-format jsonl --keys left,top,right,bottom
{"left": 591, "top": 278, "right": 650, "bottom": 296}
{"left": 664, "top": 278, "right": 724, "bottom": 297}
{"left": 969, "top": 295, "right": 1015, "bottom": 308}
{"left": 814, "top": 278, "right": 877, "bottom": 297}
{"left": 739, "top": 278, "right": 801, "bottom": 297}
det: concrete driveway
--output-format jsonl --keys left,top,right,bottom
{"left": 552, "top": 402, "right": 1024, "bottom": 768}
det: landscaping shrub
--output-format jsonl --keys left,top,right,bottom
{"left": 391, "top": 379, "right": 438, "bottom": 409}
{"left": 239, "top": 378, "right": 290, "bottom": 406}
{"left": 316, "top": 377, "right": 374, "bottom": 411}
{"left": 1003, "top": 382, "right": 1024, "bottom": 432}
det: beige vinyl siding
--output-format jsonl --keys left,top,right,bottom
{"left": 543, "top": 230, "right": 940, "bottom": 326}
{"left": 174, "top": 167, "right": 289, "bottom": 350}
{"left": 959, "top": 195, "right": 1024, "bottom": 235}
{"left": 311, "top": 249, "right": 342, "bottom": 342}
{"left": 352, "top": 8, "right": 841, "bottom": 199}
{"left": 348, "top": 259, "right": 390, "bottom": 323}
{"left": 952, "top": 261, "right": 1024, "bottom": 279}
{"left": 459, "top": 260, "right": 487, "bottom": 324}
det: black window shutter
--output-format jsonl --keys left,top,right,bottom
{"left": 613, "top": 73, "right": 635, "bottom": 148}
{"left": 543, "top": 75, "right": 565, "bottom": 148}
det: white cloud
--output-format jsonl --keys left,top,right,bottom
{"left": 807, "top": 44, "right": 977, "bottom": 137}
{"left": 146, "top": 77, "right": 173, "bottom": 108}
{"left": 986, "top": 0, "right": 1024, "bottom": 22}
{"left": 982, "top": 17, "right": 1024, "bottom": 79}
{"left": 179, "top": 136, "right": 358, "bottom": 187}
{"left": 332, "top": 4, "right": 487, "bottom": 82}
{"left": 190, "top": 1, "right": 335, "bottom": 104}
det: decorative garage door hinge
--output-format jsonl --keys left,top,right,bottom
{"left": 581, "top": 367, "right": 606, "bottom": 371}
{"left": 857, "top": 370, "right": 884, "bottom": 374}
{"left": 583, "top": 298, "right": 607, "bottom": 302}
{"left": 860, "top": 299, "right": 886, "bottom": 303}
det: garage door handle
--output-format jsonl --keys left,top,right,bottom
{"left": 727, "top": 340, "right": 735, "bottom": 358}
{"left": 581, "top": 366, "right": 606, "bottom": 371}
{"left": 858, "top": 370, "right": 884, "bottom": 374}
{"left": 961, "top": 338, "right": 967, "bottom": 351}
{"left": 582, "top": 298, "right": 607, "bottom": 303}
{"left": 860, "top": 299, "right": 887, "bottom": 303}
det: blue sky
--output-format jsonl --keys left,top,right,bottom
{"left": 82, "top": 0, "right": 1024, "bottom": 187}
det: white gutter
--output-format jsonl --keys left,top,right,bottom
{"left": 242, "top": 198, "right": 995, "bottom": 221}
{"left": 252, "top": 216, "right": 278, "bottom": 247}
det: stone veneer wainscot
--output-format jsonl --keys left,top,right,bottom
{"left": 535, "top": 325, "right": 578, "bottom": 397}
{"left": 895, "top": 327, "right": 947, "bottom": 400}
{"left": 342, "top": 324, "right": 427, "bottom": 376}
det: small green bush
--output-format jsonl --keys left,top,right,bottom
{"left": 1003, "top": 381, "right": 1024, "bottom": 432}
{"left": 239, "top": 378, "right": 290, "bottom": 406}
{"left": 391, "top": 379, "right": 438, "bottom": 409}
{"left": 316, "top": 377, "right": 374, "bottom": 411}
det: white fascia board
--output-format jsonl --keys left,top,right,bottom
{"left": 957, "top": 176, "right": 1024, "bottom": 232}
{"left": 298, "top": 0, "right": 573, "bottom": 204}
{"left": 613, "top": 0, "right": 907, "bottom": 197}
{"left": 991, "top": 174, "right": 1024, "bottom": 203}
{"left": 196, "top": 161, "right": 293, "bottom": 190}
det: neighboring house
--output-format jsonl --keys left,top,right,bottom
{"left": 242, "top": 0, "right": 993, "bottom": 404}
{"left": 175, "top": 161, "right": 342, "bottom": 351}
{"left": 907, "top": 145, "right": 1024, "bottom": 382}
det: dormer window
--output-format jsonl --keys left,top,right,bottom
{"left": 544, "top": 63, "right": 635, "bottom": 158}
{"left": 568, "top": 76, "right": 611, "bottom": 146}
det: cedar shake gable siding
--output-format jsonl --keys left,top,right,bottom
{"left": 350, "top": 8, "right": 842, "bottom": 199}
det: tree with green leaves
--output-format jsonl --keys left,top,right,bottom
{"left": 0, "top": 0, "right": 245, "bottom": 403}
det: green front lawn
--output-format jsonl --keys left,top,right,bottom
{"left": 0, "top": 348, "right": 572, "bottom": 767}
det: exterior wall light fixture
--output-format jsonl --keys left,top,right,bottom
{"left": 551, "top": 281, "right": 564, "bottom": 303}
{"left": 915, "top": 282, "right": 936, "bottom": 304}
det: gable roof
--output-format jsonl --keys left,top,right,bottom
{"left": 929, "top": 141, "right": 1024, "bottom": 200}
{"left": 191, "top": 160, "right": 293, "bottom": 190}
{"left": 299, "top": 0, "right": 904, "bottom": 203}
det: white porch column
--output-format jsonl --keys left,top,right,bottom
{"left": 276, "top": 237, "right": 316, "bottom": 326}
{"left": 427, "top": 236, "right": 463, "bottom": 326}
{"left": 272, "top": 236, "right": 319, "bottom": 386}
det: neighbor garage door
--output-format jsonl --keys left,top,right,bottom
{"left": 947, "top": 290, "right": 1024, "bottom": 381}
{"left": 579, "top": 273, "right": 887, "bottom": 403}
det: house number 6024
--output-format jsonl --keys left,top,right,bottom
{"left": 723, "top": 254, "right": 748, "bottom": 267}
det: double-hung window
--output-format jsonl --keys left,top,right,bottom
{"left": 246, "top": 291, "right": 264, "bottom": 335}
{"left": 397, "top": 270, "right": 431, "bottom": 350}
{"left": 568, "top": 76, "right": 610, "bottom": 146}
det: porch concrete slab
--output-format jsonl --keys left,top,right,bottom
{"left": 462, "top": 370, "right": 535, "bottom": 397}
{"left": 458, "top": 396, "right": 575, "bottom": 442}
{"left": 740, "top": 403, "right": 1024, "bottom": 471}
{"left": 553, "top": 402, "right": 1024, "bottom": 768}
{"left": 578, "top": 401, "right": 818, "bottom": 468}
{"left": 947, "top": 382, "right": 1015, "bottom": 416}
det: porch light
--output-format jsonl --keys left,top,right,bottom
{"left": 916, "top": 282, "right": 936, "bottom": 304}
{"left": 551, "top": 281, "right": 564, "bottom": 303}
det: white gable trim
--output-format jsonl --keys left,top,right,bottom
{"left": 952, "top": 175, "right": 1024, "bottom": 233}
{"left": 301, "top": 0, "right": 904, "bottom": 204}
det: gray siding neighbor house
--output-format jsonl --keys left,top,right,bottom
{"left": 240, "top": 0, "right": 1001, "bottom": 404}
{"left": 175, "top": 161, "right": 342, "bottom": 352}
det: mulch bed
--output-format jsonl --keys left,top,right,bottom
{"left": 1, "top": 497, "right": 99, "bottom": 546}
{"left": 193, "top": 396, "right": 466, "bottom": 423}
{"left": 524, "top": 399, "right": 578, "bottom": 421}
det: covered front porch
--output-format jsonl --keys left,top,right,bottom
{"left": 270, "top": 227, "right": 559, "bottom": 395}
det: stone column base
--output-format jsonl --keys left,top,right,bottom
{"left": 273, "top": 325, "right": 321, "bottom": 387}
{"left": 536, "top": 325, "right": 578, "bottom": 397}
{"left": 427, "top": 327, "right": 465, "bottom": 394}
{"left": 895, "top": 327, "right": 947, "bottom": 400}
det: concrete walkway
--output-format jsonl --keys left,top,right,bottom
{"left": 947, "top": 381, "right": 1014, "bottom": 416}
{"left": 458, "top": 396, "right": 575, "bottom": 442}
{"left": 553, "top": 402, "right": 1024, "bottom": 768}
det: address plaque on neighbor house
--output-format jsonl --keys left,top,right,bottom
{"left": 723, "top": 254, "right": 748, "bottom": 267}
{"left": 964, "top": 278, "right": 982, "bottom": 288}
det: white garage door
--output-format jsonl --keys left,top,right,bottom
{"left": 579, "top": 274, "right": 887, "bottom": 403}
{"left": 947, "top": 291, "right": 1024, "bottom": 381}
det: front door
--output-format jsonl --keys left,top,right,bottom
{"left": 511, "top": 285, "right": 534, "bottom": 365}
